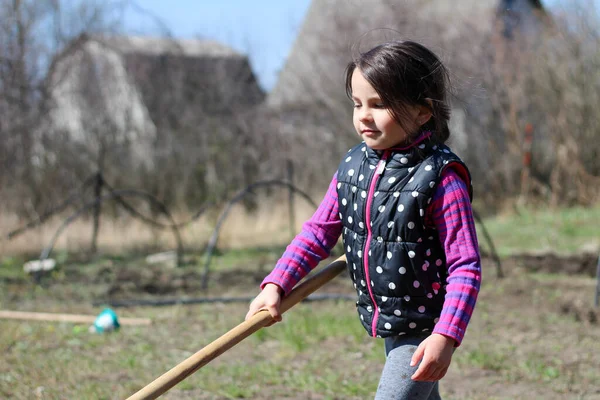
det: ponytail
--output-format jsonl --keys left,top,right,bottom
{"left": 425, "top": 100, "right": 451, "bottom": 144}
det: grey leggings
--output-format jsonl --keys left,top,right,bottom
{"left": 374, "top": 335, "right": 442, "bottom": 400}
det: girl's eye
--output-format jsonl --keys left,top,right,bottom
{"left": 353, "top": 104, "right": 361, "bottom": 108}
{"left": 374, "top": 103, "right": 386, "bottom": 109}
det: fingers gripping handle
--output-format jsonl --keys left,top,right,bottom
{"left": 126, "top": 255, "right": 347, "bottom": 400}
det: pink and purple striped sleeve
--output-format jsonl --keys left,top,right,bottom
{"left": 428, "top": 168, "right": 482, "bottom": 346}
{"left": 261, "top": 173, "right": 343, "bottom": 294}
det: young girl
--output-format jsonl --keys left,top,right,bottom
{"left": 246, "top": 40, "right": 481, "bottom": 400}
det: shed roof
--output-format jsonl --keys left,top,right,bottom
{"left": 99, "top": 35, "right": 243, "bottom": 58}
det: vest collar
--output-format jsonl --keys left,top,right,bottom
{"left": 365, "top": 131, "right": 437, "bottom": 168}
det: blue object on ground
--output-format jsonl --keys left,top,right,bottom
{"left": 92, "top": 308, "right": 120, "bottom": 333}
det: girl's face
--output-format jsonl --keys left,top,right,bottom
{"left": 351, "top": 69, "right": 426, "bottom": 150}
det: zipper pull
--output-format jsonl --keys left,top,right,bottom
{"left": 375, "top": 160, "right": 385, "bottom": 175}
{"left": 375, "top": 151, "right": 389, "bottom": 175}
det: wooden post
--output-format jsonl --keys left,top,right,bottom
{"left": 91, "top": 171, "right": 103, "bottom": 255}
{"left": 287, "top": 160, "right": 296, "bottom": 241}
{"left": 595, "top": 251, "right": 600, "bottom": 308}
{"left": 519, "top": 123, "right": 534, "bottom": 202}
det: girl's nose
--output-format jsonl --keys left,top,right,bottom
{"left": 358, "top": 107, "right": 373, "bottom": 122}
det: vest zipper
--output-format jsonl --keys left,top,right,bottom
{"left": 363, "top": 150, "right": 389, "bottom": 337}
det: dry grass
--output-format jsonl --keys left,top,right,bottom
{"left": 0, "top": 196, "right": 320, "bottom": 257}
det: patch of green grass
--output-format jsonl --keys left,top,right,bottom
{"left": 206, "top": 245, "right": 287, "bottom": 271}
{"left": 521, "top": 359, "right": 561, "bottom": 382}
{"left": 250, "top": 302, "right": 365, "bottom": 352}
{"left": 456, "top": 344, "right": 511, "bottom": 372}
{"left": 478, "top": 205, "right": 600, "bottom": 256}
{"left": 0, "top": 256, "right": 27, "bottom": 280}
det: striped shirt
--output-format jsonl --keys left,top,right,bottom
{"left": 261, "top": 167, "right": 481, "bottom": 346}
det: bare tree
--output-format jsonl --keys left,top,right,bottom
{"left": 0, "top": 0, "right": 125, "bottom": 215}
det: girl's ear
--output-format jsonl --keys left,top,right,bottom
{"left": 416, "top": 101, "right": 433, "bottom": 127}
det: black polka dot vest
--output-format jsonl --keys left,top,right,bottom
{"left": 336, "top": 139, "right": 472, "bottom": 338}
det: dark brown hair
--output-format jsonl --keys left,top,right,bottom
{"left": 345, "top": 40, "right": 451, "bottom": 144}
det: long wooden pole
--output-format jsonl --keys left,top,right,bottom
{"left": 0, "top": 310, "right": 151, "bottom": 326}
{"left": 126, "top": 255, "right": 347, "bottom": 400}
{"left": 594, "top": 251, "right": 600, "bottom": 307}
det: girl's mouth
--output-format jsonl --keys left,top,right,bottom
{"left": 361, "top": 129, "right": 380, "bottom": 137}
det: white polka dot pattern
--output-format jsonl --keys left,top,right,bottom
{"left": 335, "top": 141, "right": 471, "bottom": 338}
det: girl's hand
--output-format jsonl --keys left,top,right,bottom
{"left": 245, "top": 283, "right": 283, "bottom": 324}
{"left": 410, "top": 333, "right": 455, "bottom": 381}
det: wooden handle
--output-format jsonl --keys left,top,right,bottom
{"left": 0, "top": 310, "right": 151, "bottom": 326}
{"left": 126, "top": 254, "right": 347, "bottom": 400}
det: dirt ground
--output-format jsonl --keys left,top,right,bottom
{"left": 2, "top": 251, "right": 600, "bottom": 399}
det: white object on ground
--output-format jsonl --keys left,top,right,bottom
{"left": 23, "top": 259, "right": 57, "bottom": 273}
{"left": 145, "top": 251, "right": 177, "bottom": 266}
